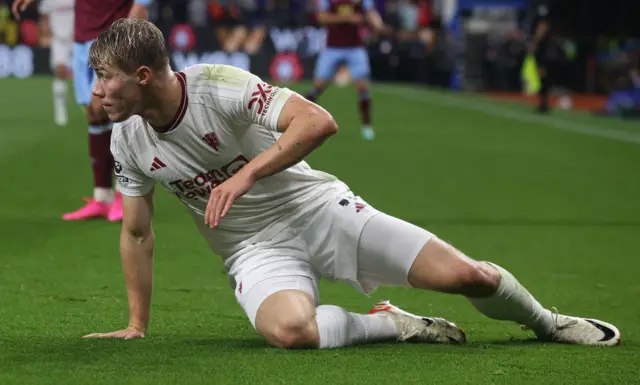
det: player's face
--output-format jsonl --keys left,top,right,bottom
{"left": 92, "top": 66, "right": 141, "bottom": 122}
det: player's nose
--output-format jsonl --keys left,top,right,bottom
{"left": 92, "top": 83, "right": 105, "bottom": 98}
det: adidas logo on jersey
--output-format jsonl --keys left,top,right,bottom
{"left": 150, "top": 157, "right": 167, "bottom": 171}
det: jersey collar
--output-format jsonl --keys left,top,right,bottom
{"left": 151, "top": 71, "right": 188, "bottom": 133}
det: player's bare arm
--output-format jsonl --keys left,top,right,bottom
{"left": 84, "top": 190, "right": 155, "bottom": 339}
{"left": 317, "top": 11, "right": 363, "bottom": 25}
{"left": 365, "top": 9, "right": 388, "bottom": 33}
{"left": 11, "top": 0, "right": 35, "bottom": 19}
{"left": 204, "top": 95, "right": 338, "bottom": 228}
{"left": 246, "top": 95, "right": 338, "bottom": 180}
{"left": 128, "top": 2, "right": 150, "bottom": 20}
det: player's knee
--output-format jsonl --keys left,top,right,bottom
{"left": 263, "top": 314, "right": 319, "bottom": 349}
{"left": 455, "top": 261, "right": 500, "bottom": 298}
{"left": 409, "top": 238, "right": 499, "bottom": 296}
{"left": 354, "top": 80, "right": 369, "bottom": 93}
{"left": 258, "top": 313, "right": 318, "bottom": 349}
{"left": 254, "top": 289, "right": 318, "bottom": 349}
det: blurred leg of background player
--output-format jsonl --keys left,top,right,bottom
{"left": 306, "top": 48, "right": 374, "bottom": 140}
{"left": 64, "top": 41, "right": 122, "bottom": 222}
{"left": 305, "top": 48, "right": 339, "bottom": 106}
{"left": 346, "top": 47, "right": 374, "bottom": 140}
{"left": 38, "top": 7, "right": 72, "bottom": 126}
{"left": 51, "top": 63, "right": 71, "bottom": 126}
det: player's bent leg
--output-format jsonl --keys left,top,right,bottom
{"left": 240, "top": 273, "right": 401, "bottom": 349}
{"left": 254, "top": 291, "right": 403, "bottom": 349}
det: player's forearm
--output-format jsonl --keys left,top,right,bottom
{"left": 317, "top": 12, "right": 352, "bottom": 24}
{"left": 243, "top": 114, "right": 338, "bottom": 180}
{"left": 127, "top": 3, "right": 149, "bottom": 19}
{"left": 365, "top": 11, "right": 384, "bottom": 31}
{"left": 120, "top": 229, "right": 154, "bottom": 332}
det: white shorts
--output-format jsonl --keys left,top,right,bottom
{"left": 230, "top": 190, "right": 434, "bottom": 327}
{"left": 50, "top": 38, "right": 72, "bottom": 69}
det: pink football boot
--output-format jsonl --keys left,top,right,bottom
{"left": 62, "top": 198, "right": 110, "bottom": 220}
{"left": 107, "top": 192, "right": 124, "bottom": 222}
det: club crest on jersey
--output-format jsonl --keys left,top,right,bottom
{"left": 248, "top": 83, "right": 274, "bottom": 115}
{"left": 202, "top": 132, "right": 220, "bottom": 151}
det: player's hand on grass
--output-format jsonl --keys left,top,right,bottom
{"left": 11, "top": 0, "right": 34, "bottom": 20}
{"left": 83, "top": 326, "right": 145, "bottom": 340}
{"left": 205, "top": 169, "right": 256, "bottom": 229}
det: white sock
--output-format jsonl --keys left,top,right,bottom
{"left": 52, "top": 79, "right": 68, "bottom": 125}
{"left": 94, "top": 187, "right": 115, "bottom": 203}
{"left": 468, "top": 262, "right": 555, "bottom": 338}
{"left": 315, "top": 305, "right": 398, "bottom": 349}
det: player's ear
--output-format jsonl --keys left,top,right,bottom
{"left": 136, "top": 66, "right": 152, "bottom": 86}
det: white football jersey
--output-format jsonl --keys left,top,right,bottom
{"left": 112, "top": 64, "right": 348, "bottom": 259}
{"left": 38, "top": 0, "right": 74, "bottom": 42}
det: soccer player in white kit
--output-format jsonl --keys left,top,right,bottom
{"left": 82, "top": 19, "right": 621, "bottom": 348}
{"left": 38, "top": 0, "right": 74, "bottom": 126}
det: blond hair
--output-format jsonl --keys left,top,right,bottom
{"left": 89, "top": 19, "right": 169, "bottom": 73}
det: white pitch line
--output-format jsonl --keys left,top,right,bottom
{"left": 376, "top": 86, "right": 640, "bottom": 145}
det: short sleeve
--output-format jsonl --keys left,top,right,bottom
{"left": 192, "top": 64, "right": 295, "bottom": 132}
{"left": 111, "top": 135, "right": 155, "bottom": 197}
{"left": 239, "top": 72, "right": 295, "bottom": 131}
{"left": 362, "top": 0, "right": 374, "bottom": 11}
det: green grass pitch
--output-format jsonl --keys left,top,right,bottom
{"left": 0, "top": 77, "right": 639, "bottom": 384}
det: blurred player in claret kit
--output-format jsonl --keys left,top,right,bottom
{"left": 305, "top": 0, "right": 386, "bottom": 141}
{"left": 37, "top": 0, "right": 74, "bottom": 126}
{"left": 12, "top": 0, "right": 152, "bottom": 222}
{"left": 81, "top": 19, "right": 620, "bottom": 349}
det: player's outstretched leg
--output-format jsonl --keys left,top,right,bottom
{"left": 405, "top": 237, "right": 621, "bottom": 346}
{"left": 252, "top": 289, "right": 465, "bottom": 350}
